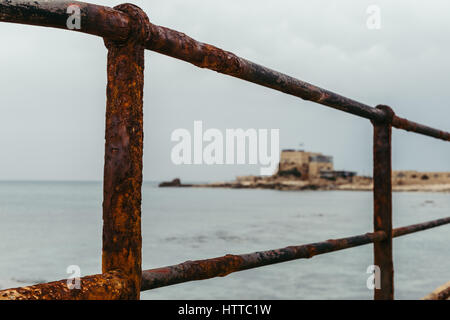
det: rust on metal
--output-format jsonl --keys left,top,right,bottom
{"left": 372, "top": 105, "right": 394, "bottom": 300}
{"left": 0, "top": 0, "right": 131, "bottom": 41}
{"left": 2, "top": 2, "right": 450, "bottom": 141}
{"left": 141, "top": 216, "right": 449, "bottom": 291}
{"left": 142, "top": 23, "right": 450, "bottom": 140}
{"left": 141, "top": 231, "right": 387, "bottom": 290}
{"left": 0, "top": 271, "right": 133, "bottom": 300}
{"left": 144, "top": 23, "right": 385, "bottom": 122}
{"left": 2, "top": 214, "right": 447, "bottom": 298}
{"left": 144, "top": 23, "right": 450, "bottom": 141}
{"left": 1, "top": 0, "right": 450, "bottom": 301}
{"left": 392, "top": 115, "right": 450, "bottom": 142}
{"left": 393, "top": 216, "right": 450, "bottom": 237}
{"left": 422, "top": 281, "right": 450, "bottom": 300}
{"left": 101, "top": 3, "right": 149, "bottom": 300}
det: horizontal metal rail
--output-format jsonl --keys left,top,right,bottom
{"left": 0, "top": 216, "right": 447, "bottom": 298}
{"left": 392, "top": 116, "right": 450, "bottom": 141}
{"left": 391, "top": 216, "right": 450, "bottom": 237}
{"left": 1, "top": 1, "right": 450, "bottom": 141}
{"left": 422, "top": 281, "right": 450, "bottom": 300}
{"left": 144, "top": 24, "right": 384, "bottom": 122}
{"left": 140, "top": 217, "right": 450, "bottom": 291}
{"left": 0, "top": 271, "right": 134, "bottom": 300}
{"left": 1, "top": 0, "right": 449, "bottom": 300}
{"left": 0, "top": 0, "right": 131, "bottom": 40}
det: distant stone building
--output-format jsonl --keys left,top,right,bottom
{"left": 393, "top": 170, "right": 450, "bottom": 185}
{"left": 277, "top": 149, "right": 355, "bottom": 180}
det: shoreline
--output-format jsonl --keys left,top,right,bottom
{"left": 159, "top": 179, "right": 450, "bottom": 193}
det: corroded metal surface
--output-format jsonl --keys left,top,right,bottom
{"left": 393, "top": 216, "right": 450, "bottom": 237}
{"left": 2, "top": 1, "right": 450, "bottom": 141}
{"left": 2, "top": 215, "right": 447, "bottom": 298}
{"left": 1, "top": 0, "right": 450, "bottom": 301}
{"left": 0, "top": 271, "right": 133, "bottom": 300}
{"left": 144, "top": 23, "right": 385, "bottom": 121}
{"left": 144, "top": 23, "right": 450, "bottom": 141}
{"left": 101, "top": 3, "right": 148, "bottom": 300}
{"left": 392, "top": 115, "right": 450, "bottom": 142}
{"left": 372, "top": 105, "right": 394, "bottom": 300}
{"left": 141, "top": 216, "right": 449, "bottom": 291}
{"left": 422, "top": 281, "right": 450, "bottom": 300}
{"left": 0, "top": 0, "right": 131, "bottom": 41}
{"left": 141, "top": 231, "right": 387, "bottom": 290}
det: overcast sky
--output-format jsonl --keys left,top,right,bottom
{"left": 0, "top": 0, "right": 449, "bottom": 181}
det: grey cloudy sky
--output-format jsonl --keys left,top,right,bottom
{"left": 0, "top": 0, "right": 449, "bottom": 181}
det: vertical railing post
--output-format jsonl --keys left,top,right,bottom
{"left": 372, "top": 105, "right": 395, "bottom": 300}
{"left": 102, "top": 4, "right": 149, "bottom": 300}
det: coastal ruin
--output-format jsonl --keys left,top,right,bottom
{"left": 160, "top": 149, "right": 450, "bottom": 192}
{"left": 275, "top": 149, "right": 355, "bottom": 180}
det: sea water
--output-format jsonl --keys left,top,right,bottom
{"left": 0, "top": 181, "right": 448, "bottom": 299}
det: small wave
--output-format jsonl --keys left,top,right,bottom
{"left": 163, "top": 232, "right": 257, "bottom": 245}
{"left": 11, "top": 277, "right": 47, "bottom": 284}
{"left": 0, "top": 277, "right": 47, "bottom": 289}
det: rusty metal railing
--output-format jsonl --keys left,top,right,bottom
{"left": 422, "top": 281, "right": 450, "bottom": 300}
{"left": 0, "top": 1, "right": 449, "bottom": 300}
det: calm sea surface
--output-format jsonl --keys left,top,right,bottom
{"left": 0, "top": 181, "right": 448, "bottom": 299}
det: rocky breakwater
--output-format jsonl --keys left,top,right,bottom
{"left": 159, "top": 171, "right": 450, "bottom": 192}
{"left": 159, "top": 174, "right": 372, "bottom": 191}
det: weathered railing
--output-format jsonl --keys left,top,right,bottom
{"left": 0, "top": 1, "right": 449, "bottom": 300}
